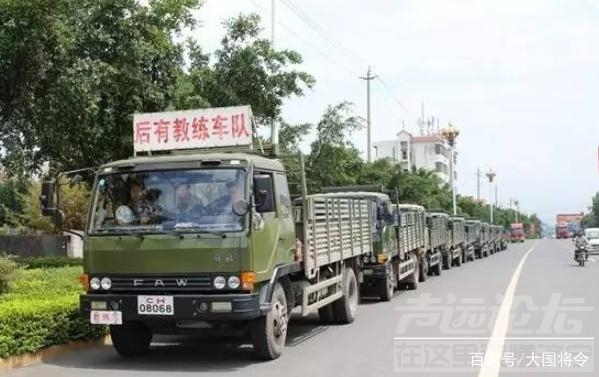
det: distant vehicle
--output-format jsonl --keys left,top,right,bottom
{"left": 555, "top": 213, "right": 584, "bottom": 238}
{"left": 584, "top": 228, "right": 599, "bottom": 254}
{"left": 510, "top": 223, "right": 525, "bottom": 243}
{"left": 556, "top": 223, "right": 570, "bottom": 239}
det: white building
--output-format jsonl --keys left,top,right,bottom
{"left": 373, "top": 130, "right": 457, "bottom": 184}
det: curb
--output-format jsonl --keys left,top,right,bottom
{"left": 0, "top": 336, "right": 112, "bottom": 372}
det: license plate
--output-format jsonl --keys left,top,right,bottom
{"left": 91, "top": 310, "right": 122, "bottom": 325}
{"left": 137, "top": 295, "right": 174, "bottom": 315}
{"left": 363, "top": 269, "right": 373, "bottom": 275}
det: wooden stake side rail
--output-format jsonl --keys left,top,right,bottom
{"left": 302, "top": 195, "right": 373, "bottom": 279}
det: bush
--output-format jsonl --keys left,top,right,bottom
{"left": 0, "top": 296, "right": 107, "bottom": 358}
{"left": 0, "top": 257, "right": 18, "bottom": 294}
{"left": 14, "top": 256, "right": 83, "bottom": 270}
{"left": 4, "top": 266, "right": 82, "bottom": 299}
{"left": 0, "top": 266, "right": 107, "bottom": 358}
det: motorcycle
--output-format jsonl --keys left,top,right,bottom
{"left": 575, "top": 245, "right": 587, "bottom": 267}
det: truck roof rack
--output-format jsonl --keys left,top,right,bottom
{"left": 321, "top": 184, "right": 384, "bottom": 194}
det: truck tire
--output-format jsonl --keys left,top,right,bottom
{"left": 432, "top": 258, "right": 442, "bottom": 276}
{"left": 331, "top": 268, "right": 359, "bottom": 324}
{"left": 443, "top": 251, "right": 452, "bottom": 270}
{"left": 110, "top": 322, "right": 152, "bottom": 358}
{"left": 318, "top": 304, "right": 334, "bottom": 324}
{"left": 418, "top": 255, "right": 428, "bottom": 282}
{"left": 379, "top": 263, "right": 395, "bottom": 302}
{"left": 251, "top": 283, "right": 288, "bottom": 360}
{"left": 403, "top": 255, "right": 419, "bottom": 290}
{"left": 455, "top": 252, "right": 462, "bottom": 267}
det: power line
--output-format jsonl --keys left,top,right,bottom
{"left": 375, "top": 76, "right": 414, "bottom": 119}
{"left": 278, "top": 0, "right": 367, "bottom": 69}
{"left": 248, "top": 0, "right": 360, "bottom": 77}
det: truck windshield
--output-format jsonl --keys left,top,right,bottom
{"left": 90, "top": 168, "right": 246, "bottom": 234}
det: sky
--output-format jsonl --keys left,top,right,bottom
{"left": 188, "top": 0, "right": 599, "bottom": 225}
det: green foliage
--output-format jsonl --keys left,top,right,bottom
{"left": 19, "top": 179, "right": 91, "bottom": 232}
{"left": 0, "top": 257, "right": 18, "bottom": 294}
{"left": 13, "top": 257, "right": 83, "bottom": 270}
{"left": 185, "top": 13, "right": 315, "bottom": 120}
{"left": 0, "top": 266, "right": 105, "bottom": 358}
{"left": 0, "top": 175, "right": 31, "bottom": 226}
{"left": 0, "top": 296, "right": 106, "bottom": 358}
{"left": 0, "top": 0, "right": 202, "bottom": 174}
{"left": 306, "top": 102, "right": 364, "bottom": 192}
{"left": 3, "top": 266, "right": 82, "bottom": 299}
{"left": 582, "top": 192, "right": 599, "bottom": 228}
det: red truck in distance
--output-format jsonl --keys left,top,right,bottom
{"left": 510, "top": 223, "right": 525, "bottom": 243}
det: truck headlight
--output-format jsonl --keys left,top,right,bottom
{"left": 214, "top": 276, "right": 226, "bottom": 290}
{"left": 370, "top": 255, "right": 377, "bottom": 263}
{"left": 100, "top": 277, "right": 112, "bottom": 290}
{"left": 363, "top": 255, "right": 370, "bottom": 264}
{"left": 228, "top": 276, "right": 240, "bottom": 289}
{"left": 90, "top": 277, "right": 101, "bottom": 290}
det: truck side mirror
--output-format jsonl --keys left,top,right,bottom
{"left": 40, "top": 181, "right": 57, "bottom": 216}
{"left": 253, "top": 175, "right": 274, "bottom": 213}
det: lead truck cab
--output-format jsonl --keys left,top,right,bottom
{"left": 40, "top": 106, "right": 373, "bottom": 360}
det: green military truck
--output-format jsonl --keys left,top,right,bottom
{"left": 393, "top": 204, "right": 427, "bottom": 284}
{"left": 40, "top": 106, "right": 375, "bottom": 360}
{"left": 465, "top": 219, "right": 486, "bottom": 259}
{"left": 449, "top": 217, "right": 469, "bottom": 266}
{"left": 424, "top": 212, "right": 445, "bottom": 277}
{"left": 320, "top": 188, "right": 398, "bottom": 301}
{"left": 481, "top": 222, "right": 492, "bottom": 256}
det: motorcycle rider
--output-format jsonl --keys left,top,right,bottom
{"left": 574, "top": 231, "right": 588, "bottom": 261}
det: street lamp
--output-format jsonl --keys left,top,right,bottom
{"left": 441, "top": 123, "right": 460, "bottom": 215}
{"left": 486, "top": 169, "right": 496, "bottom": 224}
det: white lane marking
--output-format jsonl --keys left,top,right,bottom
{"left": 478, "top": 241, "right": 539, "bottom": 377}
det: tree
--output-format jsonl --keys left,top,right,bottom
{"left": 306, "top": 102, "right": 364, "bottom": 192}
{"left": 19, "top": 179, "right": 91, "bottom": 232}
{"left": 0, "top": 0, "right": 201, "bottom": 174}
{"left": 184, "top": 13, "right": 315, "bottom": 121}
{"left": 582, "top": 192, "right": 599, "bottom": 228}
{"left": 0, "top": 175, "right": 31, "bottom": 226}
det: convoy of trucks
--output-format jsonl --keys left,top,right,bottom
{"left": 39, "top": 106, "right": 514, "bottom": 360}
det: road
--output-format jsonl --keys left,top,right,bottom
{"left": 4, "top": 240, "right": 597, "bottom": 377}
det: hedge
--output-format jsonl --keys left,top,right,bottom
{"left": 14, "top": 256, "right": 83, "bottom": 270}
{"left": 0, "top": 296, "right": 107, "bottom": 358}
{"left": 0, "top": 266, "right": 107, "bottom": 358}
{"left": 0, "top": 257, "right": 17, "bottom": 294}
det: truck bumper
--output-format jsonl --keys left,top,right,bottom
{"left": 80, "top": 293, "right": 264, "bottom": 322}
{"left": 361, "top": 264, "right": 388, "bottom": 280}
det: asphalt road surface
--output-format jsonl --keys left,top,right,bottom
{"left": 5, "top": 240, "right": 597, "bottom": 377}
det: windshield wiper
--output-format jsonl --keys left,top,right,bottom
{"left": 168, "top": 225, "right": 230, "bottom": 237}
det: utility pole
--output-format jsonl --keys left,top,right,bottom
{"left": 360, "top": 66, "right": 377, "bottom": 162}
{"left": 271, "top": 0, "right": 276, "bottom": 45}
{"left": 476, "top": 168, "right": 481, "bottom": 201}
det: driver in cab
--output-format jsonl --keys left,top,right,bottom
{"left": 174, "top": 181, "right": 203, "bottom": 221}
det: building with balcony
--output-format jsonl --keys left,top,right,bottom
{"left": 373, "top": 130, "right": 457, "bottom": 184}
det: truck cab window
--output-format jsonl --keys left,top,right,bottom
{"left": 254, "top": 173, "right": 275, "bottom": 213}
{"left": 274, "top": 173, "right": 291, "bottom": 217}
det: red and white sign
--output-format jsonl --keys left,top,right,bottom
{"left": 133, "top": 106, "right": 253, "bottom": 153}
{"left": 90, "top": 310, "right": 122, "bottom": 325}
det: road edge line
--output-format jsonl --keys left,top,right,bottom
{"left": 478, "top": 240, "right": 539, "bottom": 377}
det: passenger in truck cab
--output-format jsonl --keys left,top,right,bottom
{"left": 128, "top": 179, "right": 160, "bottom": 225}
{"left": 212, "top": 180, "right": 243, "bottom": 211}
{"left": 174, "top": 181, "right": 203, "bottom": 220}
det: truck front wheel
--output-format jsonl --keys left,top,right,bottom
{"left": 110, "top": 322, "right": 152, "bottom": 358}
{"left": 252, "top": 283, "right": 288, "bottom": 360}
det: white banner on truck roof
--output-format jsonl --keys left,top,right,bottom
{"left": 133, "top": 105, "right": 253, "bottom": 153}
